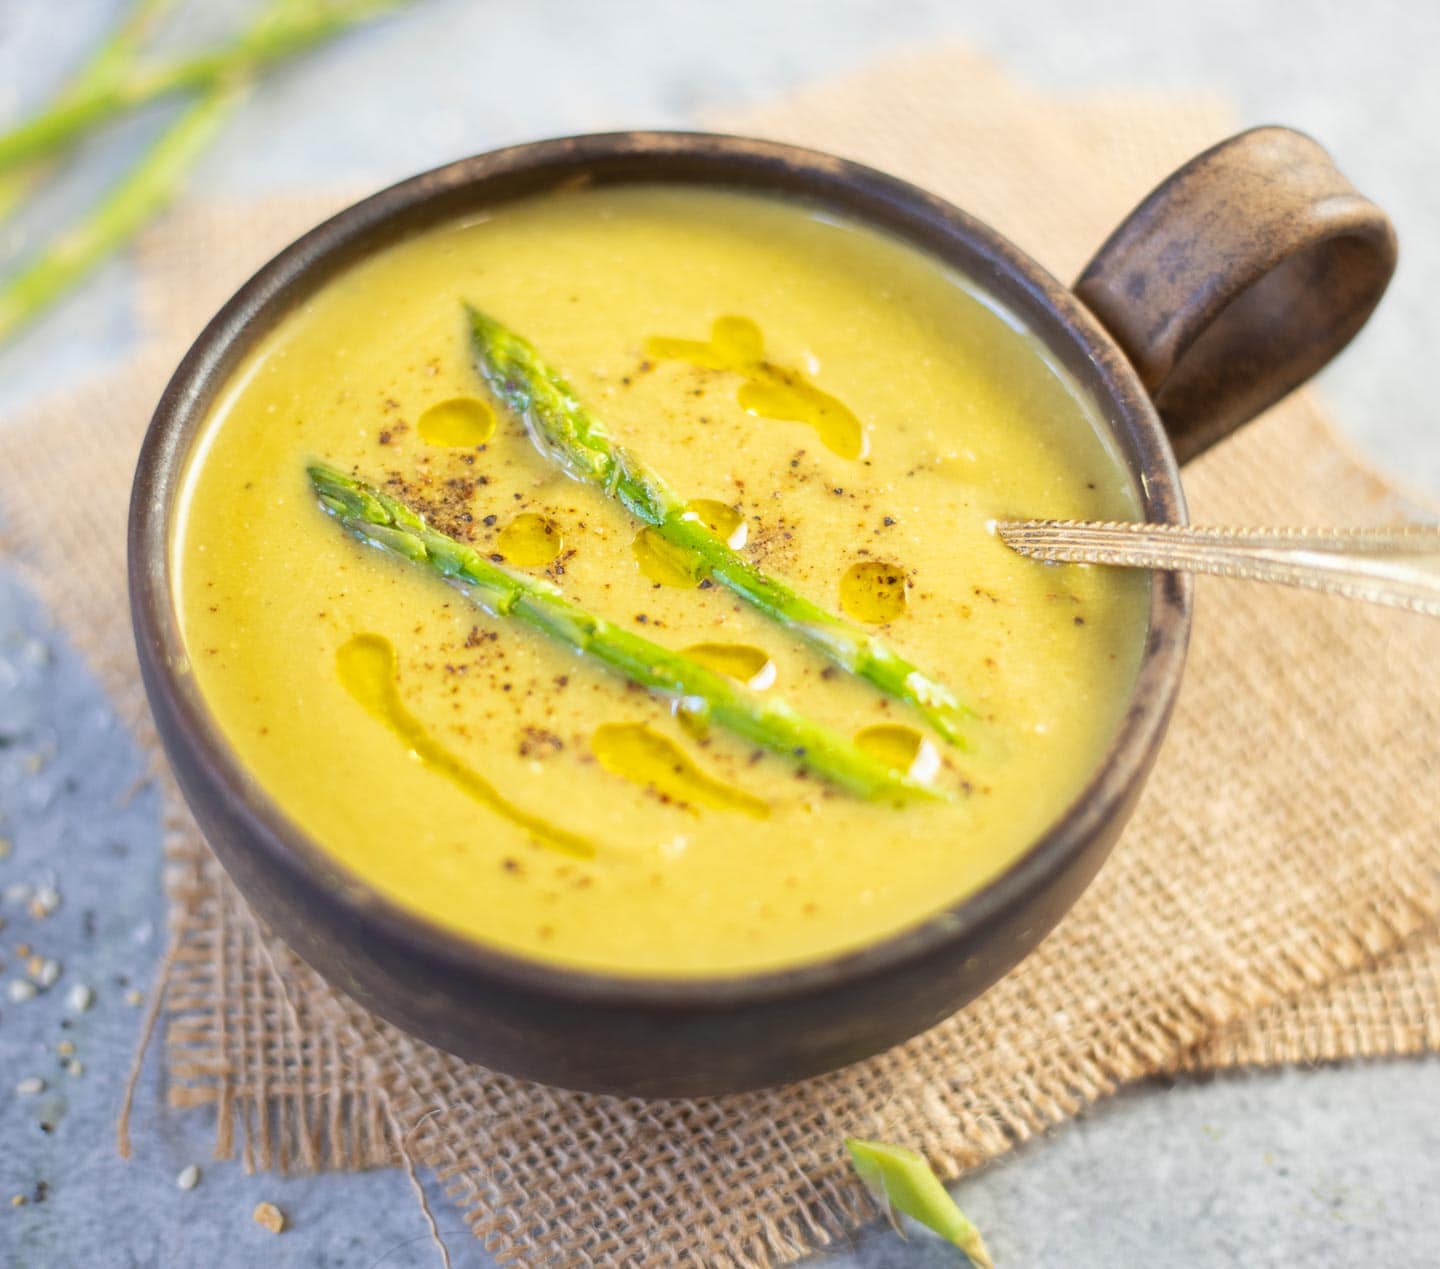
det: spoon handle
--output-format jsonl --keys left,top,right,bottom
{"left": 996, "top": 520, "right": 1440, "bottom": 618}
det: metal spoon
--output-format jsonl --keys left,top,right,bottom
{"left": 995, "top": 520, "right": 1440, "bottom": 617}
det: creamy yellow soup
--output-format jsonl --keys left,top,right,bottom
{"left": 175, "top": 184, "right": 1147, "bottom": 976}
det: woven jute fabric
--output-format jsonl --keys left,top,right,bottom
{"left": 1, "top": 46, "right": 1437, "bottom": 1266}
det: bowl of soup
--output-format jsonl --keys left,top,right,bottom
{"left": 129, "top": 129, "right": 1393, "bottom": 1095}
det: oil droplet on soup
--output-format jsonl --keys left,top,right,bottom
{"left": 682, "top": 642, "right": 776, "bottom": 690}
{"left": 671, "top": 696, "right": 711, "bottom": 741}
{"left": 647, "top": 315, "right": 865, "bottom": 460}
{"left": 634, "top": 499, "right": 759, "bottom": 587}
{"left": 497, "top": 513, "right": 563, "bottom": 567}
{"left": 855, "top": 724, "right": 940, "bottom": 784}
{"left": 682, "top": 498, "right": 747, "bottom": 549}
{"left": 632, "top": 527, "right": 704, "bottom": 587}
{"left": 840, "top": 560, "right": 909, "bottom": 623}
{"left": 591, "top": 722, "right": 768, "bottom": 818}
{"left": 335, "top": 633, "right": 595, "bottom": 858}
{"left": 416, "top": 396, "right": 495, "bottom": 447}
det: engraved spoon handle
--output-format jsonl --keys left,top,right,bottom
{"left": 995, "top": 521, "right": 1440, "bottom": 618}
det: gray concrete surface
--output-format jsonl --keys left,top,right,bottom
{"left": 0, "top": 2, "right": 1436, "bottom": 1265}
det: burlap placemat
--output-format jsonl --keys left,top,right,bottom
{"left": 1, "top": 46, "right": 1437, "bottom": 1266}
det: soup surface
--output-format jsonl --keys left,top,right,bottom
{"left": 175, "top": 184, "right": 1147, "bottom": 975}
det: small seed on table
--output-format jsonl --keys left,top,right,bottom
{"left": 176, "top": 1165, "right": 201, "bottom": 1192}
{"left": 16, "top": 1076, "right": 45, "bottom": 1095}
{"left": 253, "top": 1201, "right": 286, "bottom": 1234}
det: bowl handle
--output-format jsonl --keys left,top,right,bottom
{"left": 1074, "top": 125, "right": 1397, "bottom": 464}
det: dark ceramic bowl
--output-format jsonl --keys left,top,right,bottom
{"left": 129, "top": 128, "right": 1394, "bottom": 1096}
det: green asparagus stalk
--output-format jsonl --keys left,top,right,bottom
{"left": 846, "top": 1138, "right": 993, "bottom": 1267}
{"left": 0, "top": 77, "right": 244, "bottom": 345}
{"left": 467, "top": 307, "right": 977, "bottom": 748}
{"left": 0, "top": 0, "right": 406, "bottom": 175}
{"left": 0, "top": 0, "right": 176, "bottom": 226}
{"left": 0, "top": 0, "right": 394, "bottom": 346}
{"left": 308, "top": 463, "right": 943, "bottom": 803}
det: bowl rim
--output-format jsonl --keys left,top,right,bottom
{"left": 129, "top": 129, "right": 1192, "bottom": 1011}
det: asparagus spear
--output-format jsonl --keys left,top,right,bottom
{"left": 846, "top": 1138, "right": 993, "bottom": 1268}
{"left": 0, "top": 77, "right": 243, "bottom": 346}
{"left": 0, "top": 0, "right": 176, "bottom": 227}
{"left": 467, "top": 307, "right": 977, "bottom": 748}
{"left": 0, "top": 0, "right": 389, "bottom": 346}
{"left": 308, "top": 463, "right": 942, "bottom": 803}
{"left": 0, "top": 0, "right": 406, "bottom": 175}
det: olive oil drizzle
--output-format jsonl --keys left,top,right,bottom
{"left": 681, "top": 642, "right": 776, "bottom": 690}
{"left": 497, "top": 512, "right": 564, "bottom": 566}
{"left": 840, "top": 560, "right": 910, "bottom": 623}
{"left": 336, "top": 633, "right": 596, "bottom": 858}
{"left": 632, "top": 525, "right": 704, "bottom": 588}
{"left": 416, "top": 395, "right": 495, "bottom": 447}
{"left": 855, "top": 724, "right": 940, "bottom": 783}
{"left": 683, "top": 499, "right": 747, "bottom": 549}
{"left": 632, "top": 499, "right": 746, "bottom": 587}
{"left": 646, "top": 315, "right": 866, "bottom": 460}
{"left": 591, "top": 722, "right": 770, "bottom": 818}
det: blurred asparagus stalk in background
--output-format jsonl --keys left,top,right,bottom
{"left": 0, "top": 78, "right": 244, "bottom": 345}
{"left": 0, "top": 1, "right": 405, "bottom": 175}
{"left": 0, "top": 0, "right": 409, "bottom": 346}
{"left": 0, "top": 0, "right": 176, "bottom": 227}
